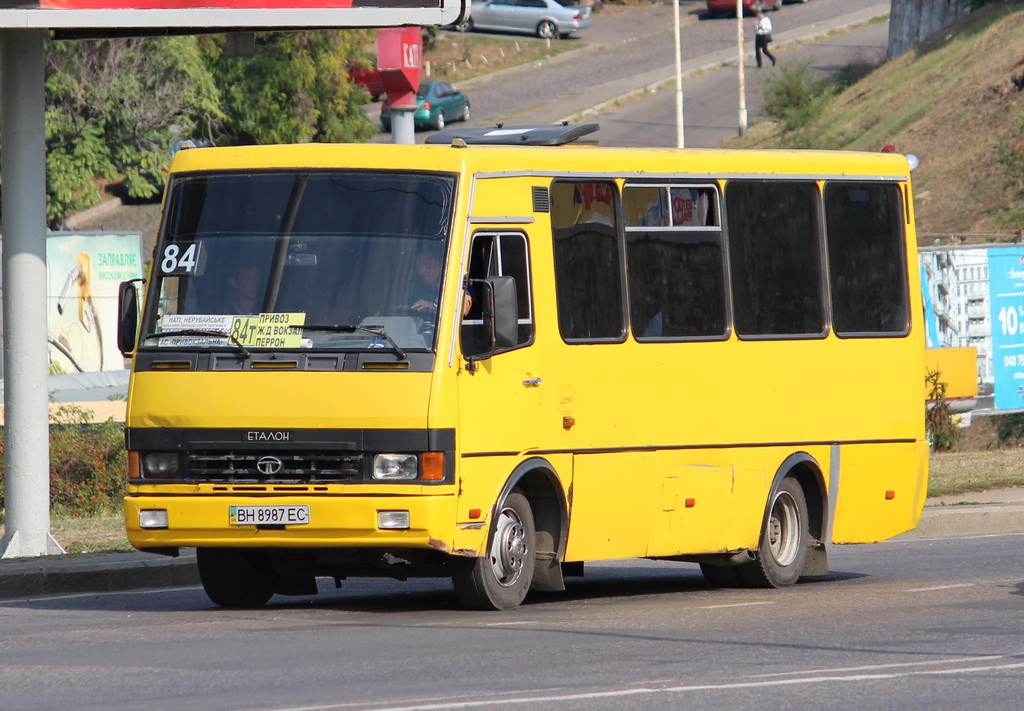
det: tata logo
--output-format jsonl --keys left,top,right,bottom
{"left": 244, "top": 430, "right": 293, "bottom": 442}
{"left": 256, "top": 456, "right": 284, "bottom": 476}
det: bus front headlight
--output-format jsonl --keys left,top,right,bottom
{"left": 373, "top": 453, "right": 418, "bottom": 480}
{"left": 143, "top": 452, "right": 179, "bottom": 479}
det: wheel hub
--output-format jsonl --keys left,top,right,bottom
{"left": 489, "top": 507, "right": 527, "bottom": 586}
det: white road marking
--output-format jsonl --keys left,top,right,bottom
{"left": 698, "top": 601, "right": 777, "bottom": 610}
{"left": 259, "top": 653, "right": 1024, "bottom": 711}
{"left": 904, "top": 583, "right": 975, "bottom": 592}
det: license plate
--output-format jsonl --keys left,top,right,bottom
{"left": 229, "top": 505, "right": 310, "bottom": 526}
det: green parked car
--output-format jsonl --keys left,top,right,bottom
{"left": 381, "top": 81, "right": 471, "bottom": 132}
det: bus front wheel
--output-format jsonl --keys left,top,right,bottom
{"left": 738, "top": 477, "right": 809, "bottom": 588}
{"left": 197, "top": 547, "right": 275, "bottom": 607}
{"left": 452, "top": 489, "right": 536, "bottom": 610}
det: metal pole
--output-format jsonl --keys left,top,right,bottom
{"left": 673, "top": 0, "right": 684, "bottom": 148}
{"left": 391, "top": 110, "right": 416, "bottom": 145}
{"left": 0, "top": 30, "right": 65, "bottom": 558}
{"left": 737, "top": 0, "right": 747, "bottom": 136}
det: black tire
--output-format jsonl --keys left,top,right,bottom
{"left": 434, "top": 111, "right": 446, "bottom": 131}
{"left": 197, "top": 548, "right": 275, "bottom": 608}
{"left": 460, "top": 103, "right": 470, "bottom": 123}
{"left": 700, "top": 563, "right": 743, "bottom": 588}
{"left": 737, "top": 478, "right": 810, "bottom": 588}
{"left": 537, "top": 20, "right": 556, "bottom": 39}
{"left": 452, "top": 490, "right": 536, "bottom": 610}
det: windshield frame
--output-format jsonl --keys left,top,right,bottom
{"left": 140, "top": 167, "right": 459, "bottom": 358}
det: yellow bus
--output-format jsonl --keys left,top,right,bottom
{"left": 118, "top": 124, "right": 927, "bottom": 610}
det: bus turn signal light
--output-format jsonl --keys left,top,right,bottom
{"left": 421, "top": 452, "right": 445, "bottom": 481}
{"left": 885, "top": 490, "right": 896, "bottom": 500}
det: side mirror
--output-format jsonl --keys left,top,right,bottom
{"left": 483, "top": 275, "right": 518, "bottom": 350}
{"left": 117, "top": 279, "right": 144, "bottom": 357}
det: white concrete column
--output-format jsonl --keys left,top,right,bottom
{"left": 0, "top": 30, "right": 65, "bottom": 558}
{"left": 391, "top": 110, "right": 416, "bottom": 145}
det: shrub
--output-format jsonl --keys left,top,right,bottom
{"left": 0, "top": 403, "right": 127, "bottom": 518}
{"left": 992, "top": 412, "right": 1024, "bottom": 446}
{"left": 926, "top": 369, "right": 961, "bottom": 452}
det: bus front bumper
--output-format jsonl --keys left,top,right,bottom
{"left": 124, "top": 493, "right": 461, "bottom": 553}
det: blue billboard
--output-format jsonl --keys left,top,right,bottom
{"left": 988, "top": 247, "right": 1024, "bottom": 410}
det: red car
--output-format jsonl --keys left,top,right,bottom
{"left": 705, "top": 0, "right": 781, "bottom": 18}
{"left": 349, "top": 64, "right": 385, "bottom": 101}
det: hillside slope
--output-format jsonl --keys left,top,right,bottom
{"left": 739, "top": 3, "right": 1024, "bottom": 239}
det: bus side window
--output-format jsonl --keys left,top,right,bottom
{"left": 623, "top": 184, "right": 727, "bottom": 340}
{"left": 725, "top": 180, "right": 825, "bottom": 338}
{"left": 824, "top": 182, "right": 909, "bottom": 336}
{"left": 461, "top": 232, "right": 534, "bottom": 359}
{"left": 550, "top": 180, "right": 626, "bottom": 342}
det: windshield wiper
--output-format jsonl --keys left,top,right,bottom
{"left": 289, "top": 324, "right": 407, "bottom": 360}
{"left": 142, "top": 329, "right": 252, "bottom": 359}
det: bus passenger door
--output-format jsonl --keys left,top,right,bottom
{"left": 456, "top": 232, "right": 540, "bottom": 506}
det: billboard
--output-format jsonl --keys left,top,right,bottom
{"left": 0, "top": 0, "right": 467, "bottom": 28}
{"left": 987, "top": 247, "right": 1024, "bottom": 410}
{"left": 46, "top": 232, "right": 143, "bottom": 374}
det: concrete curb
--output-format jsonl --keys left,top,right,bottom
{"left": 0, "top": 550, "right": 198, "bottom": 601}
{"left": 899, "top": 502, "right": 1024, "bottom": 540}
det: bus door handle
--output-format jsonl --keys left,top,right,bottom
{"left": 522, "top": 377, "right": 542, "bottom": 387}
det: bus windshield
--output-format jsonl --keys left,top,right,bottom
{"left": 141, "top": 170, "right": 457, "bottom": 353}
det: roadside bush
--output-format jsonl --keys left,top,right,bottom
{"left": 763, "top": 61, "right": 834, "bottom": 129}
{"left": 992, "top": 412, "right": 1024, "bottom": 446}
{"left": 0, "top": 403, "right": 127, "bottom": 518}
{"left": 926, "top": 369, "right": 961, "bottom": 452}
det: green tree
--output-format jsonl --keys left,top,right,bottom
{"left": 202, "top": 30, "right": 377, "bottom": 145}
{"left": 44, "top": 36, "right": 224, "bottom": 226}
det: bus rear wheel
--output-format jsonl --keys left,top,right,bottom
{"left": 197, "top": 548, "right": 275, "bottom": 607}
{"left": 452, "top": 490, "right": 536, "bottom": 610}
{"left": 738, "top": 477, "right": 809, "bottom": 588}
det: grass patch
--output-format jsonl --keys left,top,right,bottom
{"left": 929, "top": 449, "right": 1024, "bottom": 496}
{"left": 50, "top": 513, "right": 131, "bottom": 555}
{"left": 425, "top": 31, "right": 581, "bottom": 83}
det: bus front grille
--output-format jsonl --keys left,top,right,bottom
{"left": 185, "top": 451, "right": 364, "bottom": 483}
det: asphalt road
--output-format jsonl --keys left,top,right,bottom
{"left": 593, "top": 19, "right": 890, "bottom": 148}
{"left": 372, "top": 0, "right": 889, "bottom": 145}
{"left": 3, "top": 533, "right": 1023, "bottom": 711}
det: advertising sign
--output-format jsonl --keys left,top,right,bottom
{"left": 987, "top": 247, "right": 1024, "bottom": 410}
{"left": 46, "top": 232, "right": 143, "bottom": 373}
{"left": 0, "top": 0, "right": 466, "bottom": 28}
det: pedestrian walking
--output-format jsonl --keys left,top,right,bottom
{"left": 754, "top": 11, "right": 776, "bottom": 69}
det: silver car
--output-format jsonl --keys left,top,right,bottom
{"left": 460, "top": 0, "right": 592, "bottom": 39}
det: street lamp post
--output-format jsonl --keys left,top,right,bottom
{"left": 737, "top": 0, "right": 747, "bottom": 136}
{"left": 673, "top": 0, "right": 684, "bottom": 148}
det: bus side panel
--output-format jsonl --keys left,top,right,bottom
{"left": 646, "top": 462, "right": 732, "bottom": 556}
{"left": 830, "top": 442, "right": 926, "bottom": 543}
{"left": 563, "top": 452, "right": 655, "bottom": 561}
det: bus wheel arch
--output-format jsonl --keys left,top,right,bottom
{"left": 452, "top": 488, "right": 536, "bottom": 610}
{"left": 739, "top": 453, "right": 829, "bottom": 587}
{"left": 451, "top": 458, "right": 568, "bottom": 609}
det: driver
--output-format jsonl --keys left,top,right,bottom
{"left": 409, "top": 250, "right": 473, "bottom": 316}
{"left": 409, "top": 251, "right": 443, "bottom": 313}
